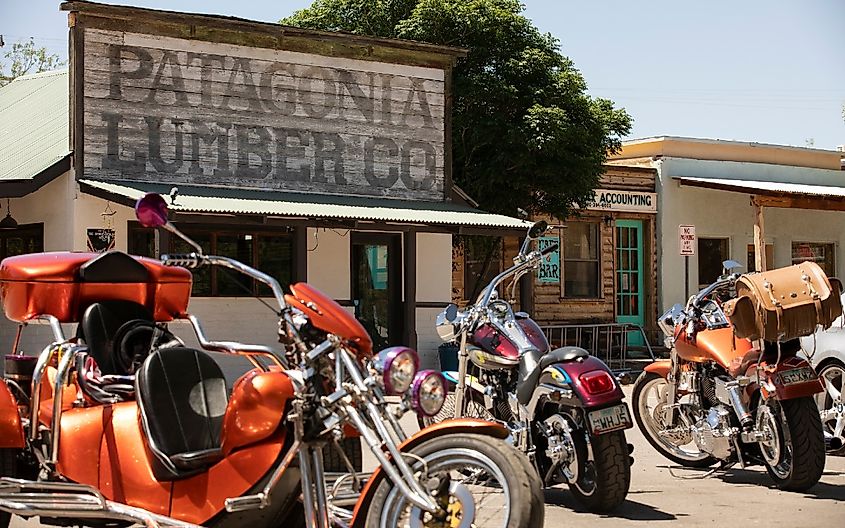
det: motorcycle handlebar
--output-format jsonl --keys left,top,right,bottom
{"left": 160, "top": 253, "right": 203, "bottom": 268}
{"left": 541, "top": 242, "right": 559, "bottom": 256}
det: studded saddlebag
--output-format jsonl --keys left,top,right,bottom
{"left": 723, "top": 261, "right": 842, "bottom": 342}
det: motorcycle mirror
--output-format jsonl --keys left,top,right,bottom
{"left": 722, "top": 259, "right": 742, "bottom": 273}
{"left": 444, "top": 303, "right": 459, "bottom": 322}
{"left": 135, "top": 193, "right": 169, "bottom": 228}
{"left": 527, "top": 220, "right": 548, "bottom": 240}
{"left": 135, "top": 193, "right": 204, "bottom": 255}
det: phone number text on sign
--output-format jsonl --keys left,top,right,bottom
{"left": 538, "top": 236, "right": 560, "bottom": 283}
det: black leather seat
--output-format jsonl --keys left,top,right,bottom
{"left": 136, "top": 347, "right": 230, "bottom": 481}
{"left": 516, "top": 346, "right": 589, "bottom": 405}
{"left": 78, "top": 301, "right": 156, "bottom": 375}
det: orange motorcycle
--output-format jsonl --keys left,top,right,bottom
{"left": 0, "top": 193, "right": 543, "bottom": 528}
{"left": 633, "top": 261, "right": 830, "bottom": 491}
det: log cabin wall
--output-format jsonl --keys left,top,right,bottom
{"left": 453, "top": 165, "right": 659, "bottom": 337}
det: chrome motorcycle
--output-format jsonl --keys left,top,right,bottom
{"left": 425, "top": 221, "right": 633, "bottom": 513}
{"left": 633, "top": 264, "right": 827, "bottom": 490}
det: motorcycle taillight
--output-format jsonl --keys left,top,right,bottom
{"left": 579, "top": 370, "right": 615, "bottom": 395}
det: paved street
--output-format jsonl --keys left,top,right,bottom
{"left": 9, "top": 386, "right": 845, "bottom": 527}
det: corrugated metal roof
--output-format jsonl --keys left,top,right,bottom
{"left": 0, "top": 69, "right": 70, "bottom": 182}
{"left": 79, "top": 179, "right": 531, "bottom": 229}
{"left": 676, "top": 176, "right": 845, "bottom": 199}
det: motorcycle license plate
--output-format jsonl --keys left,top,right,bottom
{"left": 778, "top": 367, "right": 816, "bottom": 386}
{"left": 588, "top": 404, "right": 632, "bottom": 435}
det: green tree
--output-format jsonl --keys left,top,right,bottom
{"left": 283, "top": 0, "right": 632, "bottom": 218}
{"left": 0, "top": 38, "right": 66, "bottom": 87}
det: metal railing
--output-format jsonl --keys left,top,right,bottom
{"left": 539, "top": 322, "right": 656, "bottom": 373}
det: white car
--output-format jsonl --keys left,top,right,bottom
{"left": 800, "top": 292, "right": 845, "bottom": 455}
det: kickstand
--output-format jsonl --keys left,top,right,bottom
{"left": 668, "top": 461, "right": 735, "bottom": 480}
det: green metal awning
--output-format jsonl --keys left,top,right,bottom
{"left": 79, "top": 179, "right": 530, "bottom": 230}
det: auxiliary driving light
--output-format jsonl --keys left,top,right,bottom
{"left": 374, "top": 346, "right": 419, "bottom": 395}
{"left": 411, "top": 370, "right": 447, "bottom": 417}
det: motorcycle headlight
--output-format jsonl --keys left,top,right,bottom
{"left": 374, "top": 346, "right": 419, "bottom": 395}
{"left": 411, "top": 370, "right": 447, "bottom": 417}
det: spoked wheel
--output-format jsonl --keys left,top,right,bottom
{"left": 365, "top": 433, "right": 543, "bottom": 528}
{"left": 815, "top": 360, "right": 845, "bottom": 456}
{"left": 755, "top": 394, "right": 825, "bottom": 491}
{"left": 632, "top": 372, "right": 717, "bottom": 467}
{"left": 418, "top": 389, "right": 495, "bottom": 429}
{"left": 568, "top": 430, "right": 631, "bottom": 513}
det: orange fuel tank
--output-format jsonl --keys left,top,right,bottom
{"left": 675, "top": 326, "right": 753, "bottom": 368}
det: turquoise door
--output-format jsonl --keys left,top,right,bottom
{"left": 615, "top": 220, "right": 645, "bottom": 346}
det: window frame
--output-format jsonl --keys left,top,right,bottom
{"left": 791, "top": 240, "right": 836, "bottom": 277}
{"left": 128, "top": 222, "right": 294, "bottom": 297}
{"left": 697, "top": 237, "right": 730, "bottom": 289}
{"left": 459, "top": 235, "right": 503, "bottom": 303}
{"left": 0, "top": 223, "right": 44, "bottom": 259}
{"left": 561, "top": 220, "right": 602, "bottom": 300}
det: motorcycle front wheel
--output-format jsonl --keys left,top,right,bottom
{"left": 632, "top": 372, "right": 717, "bottom": 468}
{"left": 364, "top": 433, "right": 543, "bottom": 528}
{"left": 755, "top": 394, "right": 825, "bottom": 491}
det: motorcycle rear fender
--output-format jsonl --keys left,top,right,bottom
{"left": 548, "top": 356, "right": 625, "bottom": 408}
{"left": 0, "top": 381, "right": 24, "bottom": 448}
{"left": 644, "top": 360, "right": 671, "bottom": 379}
{"left": 751, "top": 356, "right": 824, "bottom": 400}
{"left": 348, "top": 419, "right": 508, "bottom": 528}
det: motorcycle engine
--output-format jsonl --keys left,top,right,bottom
{"left": 691, "top": 406, "right": 735, "bottom": 460}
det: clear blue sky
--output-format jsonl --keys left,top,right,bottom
{"left": 2, "top": 0, "right": 843, "bottom": 149}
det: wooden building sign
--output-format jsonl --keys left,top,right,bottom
{"left": 80, "top": 28, "right": 447, "bottom": 201}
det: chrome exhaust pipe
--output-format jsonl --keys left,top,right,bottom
{"left": 0, "top": 478, "right": 202, "bottom": 527}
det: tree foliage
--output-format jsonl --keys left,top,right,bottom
{"left": 0, "top": 38, "right": 66, "bottom": 87}
{"left": 283, "top": 0, "right": 632, "bottom": 218}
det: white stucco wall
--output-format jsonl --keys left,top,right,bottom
{"left": 1, "top": 188, "right": 453, "bottom": 365}
{"left": 416, "top": 233, "right": 452, "bottom": 303}
{"left": 657, "top": 158, "right": 845, "bottom": 312}
{"left": 306, "top": 227, "right": 351, "bottom": 299}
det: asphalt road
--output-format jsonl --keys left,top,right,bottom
{"left": 9, "top": 386, "right": 845, "bottom": 527}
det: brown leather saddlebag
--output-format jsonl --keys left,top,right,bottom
{"left": 723, "top": 261, "right": 842, "bottom": 342}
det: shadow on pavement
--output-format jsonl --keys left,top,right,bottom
{"left": 543, "top": 488, "right": 681, "bottom": 521}
{"left": 717, "top": 469, "right": 845, "bottom": 501}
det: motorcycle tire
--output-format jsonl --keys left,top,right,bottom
{"left": 568, "top": 430, "right": 630, "bottom": 513}
{"left": 364, "top": 433, "right": 543, "bottom": 528}
{"left": 816, "top": 359, "right": 845, "bottom": 456}
{"left": 632, "top": 371, "right": 718, "bottom": 468}
{"left": 756, "top": 394, "right": 825, "bottom": 491}
{"left": 0, "top": 448, "right": 17, "bottom": 528}
{"left": 322, "top": 437, "right": 362, "bottom": 473}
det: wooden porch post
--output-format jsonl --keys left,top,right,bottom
{"left": 753, "top": 197, "right": 767, "bottom": 272}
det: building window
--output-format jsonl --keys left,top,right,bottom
{"left": 0, "top": 224, "right": 43, "bottom": 259}
{"left": 129, "top": 225, "right": 293, "bottom": 297}
{"left": 698, "top": 237, "right": 729, "bottom": 288}
{"left": 563, "top": 222, "right": 600, "bottom": 299}
{"left": 792, "top": 241, "right": 835, "bottom": 277}
{"left": 746, "top": 243, "right": 774, "bottom": 273}
{"left": 460, "top": 235, "right": 502, "bottom": 302}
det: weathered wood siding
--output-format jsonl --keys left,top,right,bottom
{"left": 81, "top": 28, "right": 446, "bottom": 201}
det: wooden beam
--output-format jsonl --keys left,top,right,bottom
{"left": 751, "top": 194, "right": 845, "bottom": 212}
{"left": 753, "top": 198, "right": 767, "bottom": 272}
{"left": 404, "top": 229, "right": 418, "bottom": 350}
